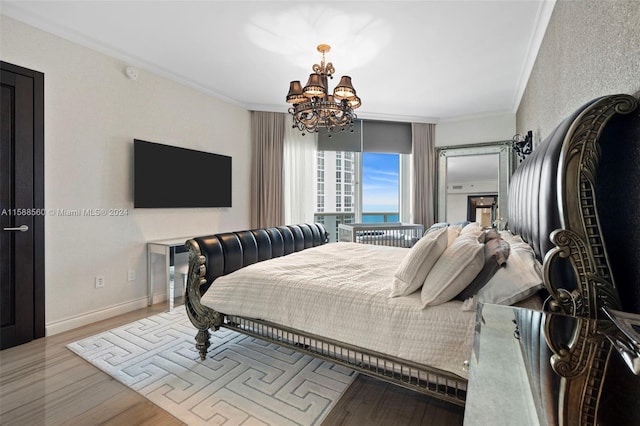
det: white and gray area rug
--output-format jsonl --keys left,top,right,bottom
{"left": 67, "top": 309, "right": 356, "bottom": 425}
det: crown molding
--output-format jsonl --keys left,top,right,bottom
{"left": 511, "top": 0, "right": 557, "bottom": 113}
{"left": 1, "top": 4, "right": 245, "bottom": 109}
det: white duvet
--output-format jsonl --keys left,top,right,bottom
{"left": 201, "top": 242, "right": 476, "bottom": 379}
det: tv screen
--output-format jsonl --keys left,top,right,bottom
{"left": 134, "top": 139, "right": 232, "bottom": 208}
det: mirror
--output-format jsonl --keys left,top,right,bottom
{"left": 436, "top": 141, "right": 513, "bottom": 225}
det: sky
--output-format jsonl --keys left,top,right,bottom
{"left": 362, "top": 153, "right": 399, "bottom": 212}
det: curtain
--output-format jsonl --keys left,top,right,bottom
{"left": 250, "top": 111, "right": 285, "bottom": 228}
{"left": 412, "top": 123, "right": 436, "bottom": 227}
{"left": 283, "top": 124, "right": 317, "bottom": 225}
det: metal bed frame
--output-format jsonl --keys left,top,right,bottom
{"left": 184, "top": 94, "right": 638, "bottom": 410}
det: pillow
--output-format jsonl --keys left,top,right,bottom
{"left": 462, "top": 242, "right": 544, "bottom": 310}
{"left": 451, "top": 220, "right": 470, "bottom": 228}
{"left": 499, "top": 230, "right": 526, "bottom": 245}
{"left": 460, "top": 222, "right": 483, "bottom": 238}
{"left": 390, "top": 226, "right": 448, "bottom": 297}
{"left": 424, "top": 223, "right": 461, "bottom": 246}
{"left": 421, "top": 233, "right": 484, "bottom": 307}
{"left": 456, "top": 238, "right": 511, "bottom": 300}
{"left": 483, "top": 228, "right": 501, "bottom": 242}
{"left": 447, "top": 224, "right": 462, "bottom": 245}
{"left": 486, "top": 237, "right": 510, "bottom": 265}
{"left": 478, "top": 228, "right": 501, "bottom": 243}
{"left": 424, "top": 222, "right": 449, "bottom": 236}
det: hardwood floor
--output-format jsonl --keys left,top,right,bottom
{"left": 0, "top": 304, "right": 183, "bottom": 426}
{"left": 0, "top": 305, "right": 464, "bottom": 425}
{"left": 322, "top": 375, "right": 464, "bottom": 426}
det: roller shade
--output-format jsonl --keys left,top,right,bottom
{"left": 362, "top": 120, "right": 412, "bottom": 154}
{"left": 317, "top": 119, "right": 412, "bottom": 153}
{"left": 317, "top": 120, "right": 362, "bottom": 152}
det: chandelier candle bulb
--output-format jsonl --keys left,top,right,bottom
{"left": 286, "top": 44, "right": 360, "bottom": 135}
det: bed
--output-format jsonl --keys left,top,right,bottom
{"left": 184, "top": 94, "right": 638, "bottom": 407}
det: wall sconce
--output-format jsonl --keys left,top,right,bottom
{"left": 512, "top": 130, "right": 533, "bottom": 162}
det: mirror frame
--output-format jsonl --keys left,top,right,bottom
{"left": 436, "top": 141, "right": 514, "bottom": 224}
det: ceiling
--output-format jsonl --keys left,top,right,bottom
{"left": 1, "top": 0, "right": 555, "bottom": 122}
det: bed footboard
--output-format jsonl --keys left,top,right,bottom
{"left": 184, "top": 223, "right": 329, "bottom": 360}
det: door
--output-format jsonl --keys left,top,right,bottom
{"left": 1, "top": 62, "right": 45, "bottom": 349}
{"left": 467, "top": 194, "right": 498, "bottom": 227}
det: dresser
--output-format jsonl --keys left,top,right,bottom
{"left": 464, "top": 303, "right": 640, "bottom": 425}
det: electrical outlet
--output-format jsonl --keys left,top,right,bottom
{"left": 128, "top": 270, "right": 136, "bottom": 281}
{"left": 95, "top": 276, "right": 105, "bottom": 288}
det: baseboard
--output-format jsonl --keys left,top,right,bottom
{"left": 45, "top": 296, "right": 165, "bottom": 336}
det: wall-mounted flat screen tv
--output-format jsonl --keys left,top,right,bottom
{"left": 134, "top": 139, "right": 232, "bottom": 208}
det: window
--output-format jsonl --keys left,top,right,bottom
{"left": 314, "top": 150, "right": 403, "bottom": 240}
{"left": 313, "top": 120, "right": 410, "bottom": 241}
{"left": 362, "top": 152, "right": 400, "bottom": 223}
{"left": 344, "top": 195, "right": 353, "bottom": 209}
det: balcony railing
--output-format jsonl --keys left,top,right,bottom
{"left": 314, "top": 211, "right": 400, "bottom": 242}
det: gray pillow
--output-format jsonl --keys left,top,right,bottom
{"left": 456, "top": 238, "right": 510, "bottom": 300}
{"left": 477, "top": 228, "right": 501, "bottom": 243}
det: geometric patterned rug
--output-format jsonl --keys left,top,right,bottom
{"left": 67, "top": 308, "right": 356, "bottom": 425}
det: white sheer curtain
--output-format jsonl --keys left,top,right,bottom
{"left": 283, "top": 124, "right": 317, "bottom": 225}
{"left": 412, "top": 123, "right": 436, "bottom": 228}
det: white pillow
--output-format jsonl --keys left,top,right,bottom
{"left": 447, "top": 224, "right": 462, "bottom": 246}
{"left": 460, "top": 222, "right": 483, "bottom": 236}
{"left": 390, "top": 226, "right": 448, "bottom": 297}
{"left": 421, "top": 234, "right": 484, "bottom": 307}
{"left": 463, "top": 242, "right": 544, "bottom": 310}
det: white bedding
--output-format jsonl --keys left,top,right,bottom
{"left": 201, "top": 242, "right": 476, "bottom": 379}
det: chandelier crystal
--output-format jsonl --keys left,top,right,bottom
{"left": 286, "top": 44, "right": 361, "bottom": 135}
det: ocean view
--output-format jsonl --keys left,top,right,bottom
{"left": 362, "top": 213, "right": 399, "bottom": 223}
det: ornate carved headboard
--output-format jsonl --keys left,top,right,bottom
{"left": 506, "top": 95, "right": 640, "bottom": 426}
{"left": 507, "top": 94, "right": 638, "bottom": 319}
{"left": 596, "top": 98, "right": 640, "bottom": 315}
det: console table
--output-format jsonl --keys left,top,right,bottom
{"left": 147, "top": 237, "right": 191, "bottom": 311}
{"left": 464, "top": 304, "right": 640, "bottom": 425}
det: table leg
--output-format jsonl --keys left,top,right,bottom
{"left": 147, "top": 245, "right": 153, "bottom": 306}
{"left": 166, "top": 246, "right": 172, "bottom": 312}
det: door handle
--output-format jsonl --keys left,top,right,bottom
{"left": 3, "top": 225, "right": 29, "bottom": 232}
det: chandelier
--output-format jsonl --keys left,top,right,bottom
{"left": 286, "top": 44, "right": 361, "bottom": 135}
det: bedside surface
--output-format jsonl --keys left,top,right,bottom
{"left": 464, "top": 304, "right": 539, "bottom": 425}
{"left": 464, "top": 303, "right": 640, "bottom": 426}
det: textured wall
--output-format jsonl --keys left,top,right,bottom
{"left": 517, "top": 0, "right": 640, "bottom": 313}
{"left": 517, "top": 0, "right": 640, "bottom": 142}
